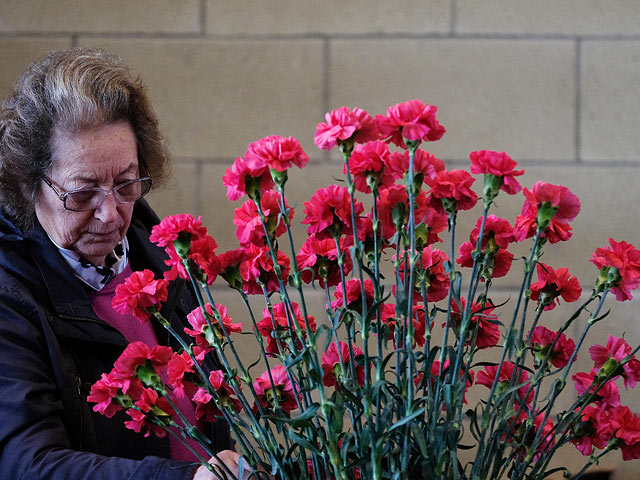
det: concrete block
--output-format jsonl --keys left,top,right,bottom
{"left": 329, "top": 38, "right": 576, "bottom": 162}
{"left": 79, "top": 38, "right": 325, "bottom": 159}
{"left": 206, "top": 0, "right": 452, "bottom": 35}
{"left": 0, "top": 38, "right": 71, "bottom": 99}
{"left": 0, "top": 0, "right": 200, "bottom": 34}
{"left": 456, "top": 0, "right": 640, "bottom": 36}
{"left": 145, "top": 161, "right": 199, "bottom": 220}
{"left": 581, "top": 41, "right": 640, "bottom": 162}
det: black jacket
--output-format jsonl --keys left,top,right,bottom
{"left": 0, "top": 200, "right": 231, "bottom": 480}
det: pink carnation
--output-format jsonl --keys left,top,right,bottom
{"left": 222, "top": 155, "right": 275, "bottom": 201}
{"left": 343, "top": 140, "right": 394, "bottom": 193}
{"left": 112, "top": 269, "right": 169, "bottom": 323}
{"left": 321, "top": 341, "right": 365, "bottom": 387}
{"left": 385, "top": 148, "right": 445, "bottom": 183}
{"left": 297, "top": 234, "right": 352, "bottom": 288}
{"left": 244, "top": 135, "right": 309, "bottom": 172}
{"left": 529, "top": 263, "right": 582, "bottom": 311}
{"left": 314, "top": 106, "right": 377, "bottom": 150}
{"left": 426, "top": 169, "right": 478, "bottom": 214}
{"left": 513, "top": 182, "right": 580, "bottom": 244}
{"left": 233, "top": 190, "right": 292, "bottom": 247}
{"left": 469, "top": 150, "right": 524, "bottom": 195}
{"left": 590, "top": 238, "right": 640, "bottom": 301}
{"left": 589, "top": 335, "right": 640, "bottom": 389}
{"left": 253, "top": 365, "right": 299, "bottom": 414}
{"left": 529, "top": 326, "right": 576, "bottom": 369}
{"left": 302, "top": 184, "right": 364, "bottom": 240}
{"left": 376, "top": 99, "right": 445, "bottom": 148}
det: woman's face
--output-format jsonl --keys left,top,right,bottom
{"left": 35, "top": 121, "right": 139, "bottom": 266}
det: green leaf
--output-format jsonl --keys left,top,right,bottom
{"left": 388, "top": 408, "right": 425, "bottom": 432}
{"left": 288, "top": 431, "right": 322, "bottom": 455}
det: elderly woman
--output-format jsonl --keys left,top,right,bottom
{"left": 0, "top": 48, "right": 242, "bottom": 479}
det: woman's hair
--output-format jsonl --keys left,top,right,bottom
{"left": 0, "top": 47, "right": 170, "bottom": 229}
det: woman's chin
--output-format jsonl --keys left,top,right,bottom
{"left": 76, "top": 236, "right": 123, "bottom": 265}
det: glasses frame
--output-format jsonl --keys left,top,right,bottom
{"left": 41, "top": 176, "right": 153, "bottom": 212}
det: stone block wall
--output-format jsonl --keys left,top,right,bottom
{"left": 2, "top": 1, "right": 639, "bottom": 477}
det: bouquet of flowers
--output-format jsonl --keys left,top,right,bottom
{"left": 89, "top": 99, "right": 640, "bottom": 480}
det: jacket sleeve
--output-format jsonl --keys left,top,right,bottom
{"left": 0, "top": 279, "right": 197, "bottom": 480}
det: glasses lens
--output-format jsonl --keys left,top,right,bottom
{"left": 65, "top": 189, "right": 103, "bottom": 211}
{"left": 114, "top": 177, "right": 152, "bottom": 202}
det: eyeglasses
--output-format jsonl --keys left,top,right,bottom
{"left": 41, "top": 176, "right": 153, "bottom": 212}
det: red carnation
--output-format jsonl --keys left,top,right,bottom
{"left": 449, "top": 298, "right": 500, "bottom": 349}
{"left": 314, "top": 106, "right": 377, "bottom": 150}
{"left": 529, "top": 326, "right": 576, "bottom": 369}
{"left": 330, "top": 278, "right": 375, "bottom": 312}
{"left": 217, "top": 247, "right": 252, "bottom": 291}
{"left": 572, "top": 370, "right": 620, "bottom": 408}
{"left": 112, "top": 269, "right": 169, "bottom": 323}
{"left": 426, "top": 169, "right": 478, "bottom": 214}
{"left": 192, "top": 370, "right": 242, "bottom": 422}
{"left": 421, "top": 360, "right": 474, "bottom": 404}
{"left": 376, "top": 99, "right": 445, "bottom": 148}
{"left": 302, "top": 184, "right": 364, "bottom": 240}
{"left": 529, "top": 263, "right": 582, "bottom": 311}
{"left": 239, "top": 244, "right": 291, "bottom": 295}
{"left": 456, "top": 215, "right": 515, "bottom": 280}
{"left": 185, "top": 303, "right": 241, "bottom": 348}
{"left": 590, "top": 238, "right": 640, "bottom": 301}
{"left": 321, "top": 341, "right": 365, "bottom": 388}
{"left": 257, "top": 302, "right": 316, "bottom": 356}
{"left": 379, "top": 304, "right": 427, "bottom": 348}
{"left": 244, "top": 135, "right": 309, "bottom": 172}
{"left": 590, "top": 335, "right": 640, "bottom": 389}
{"left": 610, "top": 406, "right": 640, "bottom": 460}
{"left": 385, "top": 148, "right": 445, "bottom": 183}
{"left": 233, "top": 190, "right": 292, "bottom": 247}
{"left": 343, "top": 140, "right": 394, "bottom": 193}
{"left": 297, "top": 234, "right": 352, "bottom": 288}
{"left": 398, "top": 246, "right": 450, "bottom": 303}
{"left": 513, "top": 182, "right": 580, "bottom": 244}
{"left": 571, "top": 404, "right": 612, "bottom": 456}
{"left": 253, "top": 365, "right": 299, "bottom": 414}
{"left": 87, "top": 371, "right": 128, "bottom": 418}
{"left": 222, "top": 155, "right": 275, "bottom": 201}
{"left": 149, "top": 214, "right": 208, "bottom": 247}
{"left": 166, "top": 351, "right": 198, "bottom": 399}
{"left": 476, "top": 361, "right": 534, "bottom": 406}
{"left": 162, "top": 234, "right": 220, "bottom": 285}
{"left": 377, "top": 186, "right": 447, "bottom": 247}
{"left": 150, "top": 214, "right": 219, "bottom": 284}
{"left": 469, "top": 150, "right": 524, "bottom": 195}
{"left": 124, "top": 388, "right": 174, "bottom": 438}
{"left": 113, "top": 341, "right": 173, "bottom": 382}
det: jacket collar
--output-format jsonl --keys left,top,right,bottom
{"left": 2, "top": 201, "right": 189, "bottom": 346}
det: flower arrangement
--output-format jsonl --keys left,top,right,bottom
{"left": 89, "top": 99, "right": 640, "bottom": 480}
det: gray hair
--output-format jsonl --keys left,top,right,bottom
{"left": 0, "top": 47, "right": 170, "bottom": 229}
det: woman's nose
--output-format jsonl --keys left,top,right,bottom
{"left": 93, "top": 191, "right": 119, "bottom": 223}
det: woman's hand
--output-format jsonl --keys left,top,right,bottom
{"left": 192, "top": 450, "right": 254, "bottom": 480}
